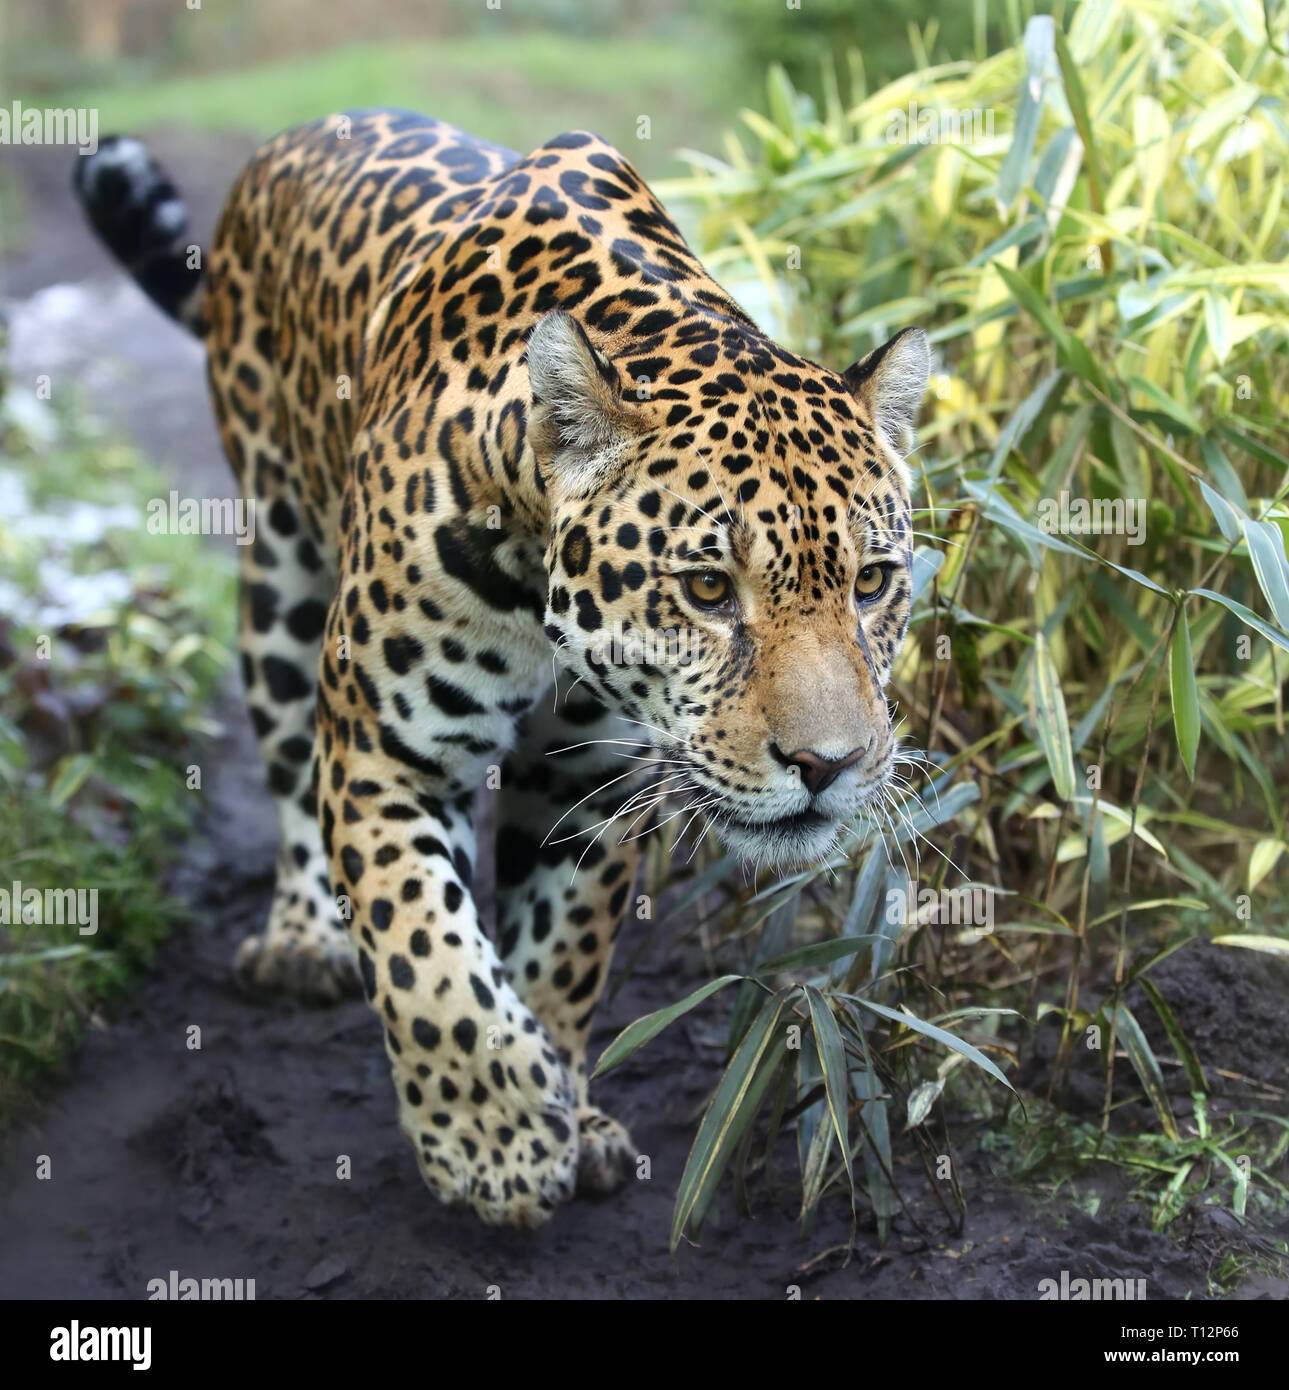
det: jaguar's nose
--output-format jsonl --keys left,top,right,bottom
{"left": 771, "top": 743, "right": 867, "bottom": 797}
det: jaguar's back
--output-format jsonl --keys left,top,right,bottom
{"left": 203, "top": 111, "right": 760, "bottom": 549}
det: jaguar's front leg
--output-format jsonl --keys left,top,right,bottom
{"left": 493, "top": 682, "right": 650, "bottom": 1194}
{"left": 315, "top": 645, "right": 579, "bottom": 1229}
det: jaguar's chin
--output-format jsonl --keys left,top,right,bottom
{"left": 717, "top": 805, "right": 844, "bottom": 869}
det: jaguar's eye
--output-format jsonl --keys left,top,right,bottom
{"left": 683, "top": 570, "right": 733, "bottom": 610}
{"left": 855, "top": 564, "right": 891, "bottom": 604}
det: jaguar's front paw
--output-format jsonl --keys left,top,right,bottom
{"left": 397, "top": 1030, "right": 581, "bottom": 1228}
{"left": 577, "top": 1106, "right": 637, "bottom": 1194}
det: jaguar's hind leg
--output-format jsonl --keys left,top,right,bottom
{"left": 228, "top": 478, "right": 356, "bottom": 1003}
{"left": 205, "top": 325, "right": 354, "bottom": 1002}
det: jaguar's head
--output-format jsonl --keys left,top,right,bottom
{"left": 528, "top": 309, "right": 928, "bottom": 869}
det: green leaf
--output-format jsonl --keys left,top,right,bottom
{"left": 755, "top": 935, "right": 885, "bottom": 976}
{"left": 962, "top": 477, "right": 1070, "bottom": 565}
{"left": 1053, "top": 27, "right": 1102, "bottom": 200}
{"left": 905, "top": 1079, "right": 944, "bottom": 1129}
{"left": 953, "top": 622, "right": 982, "bottom": 709}
{"left": 1108, "top": 413, "right": 1143, "bottom": 496}
{"left": 1242, "top": 519, "right": 1289, "bottom": 630}
{"left": 1209, "top": 1145, "right": 1250, "bottom": 1221}
{"left": 869, "top": 866, "right": 909, "bottom": 984}
{"left": 798, "top": 1046, "right": 836, "bottom": 1219}
{"left": 853, "top": 1064, "right": 894, "bottom": 1242}
{"left": 1212, "top": 935, "right": 1289, "bottom": 959}
{"left": 1089, "top": 801, "right": 1110, "bottom": 920}
{"left": 1215, "top": 420, "right": 1289, "bottom": 473}
{"left": 1087, "top": 897, "right": 1209, "bottom": 926}
{"left": 851, "top": 997, "right": 1016, "bottom": 1093}
{"left": 1030, "top": 632, "right": 1076, "bottom": 801}
{"left": 802, "top": 986, "right": 854, "bottom": 1195}
{"left": 1113, "top": 1003, "right": 1179, "bottom": 1141}
{"left": 1126, "top": 376, "right": 1202, "bottom": 433}
{"left": 846, "top": 1006, "right": 895, "bottom": 1243}
{"left": 592, "top": 974, "right": 742, "bottom": 1077}
{"left": 47, "top": 753, "right": 95, "bottom": 810}
{"left": 843, "top": 840, "right": 889, "bottom": 936}
{"left": 671, "top": 992, "right": 788, "bottom": 1250}
{"left": 1168, "top": 607, "right": 1200, "bottom": 778}
{"left": 1203, "top": 293, "right": 1234, "bottom": 364}
{"left": 662, "top": 852, "right": 740, "bottom": 924}
{"left": 1135, "top": 976, "right": 1207, "bottom": 1095}
{"left": 1089, "top": 573, "right": 1158, "bottom": 653}
{"left": 1248, "top": 839, "right": 1286, "bottom": 892}
{"left": 998, "top": 15, "right": 1055, "bottom": 206}
{"left": 968, "top": 217, "right": 1045, "bottom": 269}
{"left": 986, "top": 368, "right": 1064, "bottom": 478}
{"left": 0, "top": 943, "right": 94, "bottom": 973}
{"left": 1200, "top": 437, "right": 1250, "bottom": 512}
{"left": 907, "top": 784, "right": 989, "bottom": 843}
{"left": 995, "top": 264, "right": 1067, "bottom": 352}
{"left": 1198, "top": 479, "right": 1246, "bottom": 545}
{"left": 728, "top": 896, "right": 798, "bottom": 1050}
{"left": 765, "top": 62, "right": 798, "bottom": 138}
{"left": 1085, "top": 550, "right": 1170, "bottom": 596}
{"left": 795, "top": 1032, "right": 826, "bottom": 1202}
{"left": 1191, "top": 588, "right": 1289, "bottom": 655}
{"left": 910, "top": 545, "right": 944, "bottom": 603}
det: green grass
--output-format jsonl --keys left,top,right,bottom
{"left": 0, "top": 380, "right": 235, "bottom": 1123}
{"left": 46, "top": 35, "right": 754, "bottom": 178}
{"left": 983, "top": 1100, "right": 1289, "bottom": 1233}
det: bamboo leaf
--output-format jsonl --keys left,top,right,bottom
{"left": 852, "top": 1058, "right": 894, "bottom": 1243}
{"left": 593, "top": 975, "right": 742, "bottom": 1077}
{"left": 906, "top": 1079, "right": 944, "bottom": 1129}
{"left": 1198, "top": 479, "right": 1246, "bottom": 544}
{"left": 987, "top": 369, "right": 1065, "bottom": 478}
{"left": 1242, "top": 519, "right": 1289, "bottom": 630}
{"left": 1199, "top": 438, "right": 1249, "bottom": 512}
{"left": 1248, "top": 839, "right": 1286, "bottom": 892}
{"left": 662, "top": 853, "right": 740, "bottom": 924}
{"left": 1191, "top": 588, "right": 1289, "bottom": 654}
{"left": 1169, "top": 606, "right": 1200, "bottom": 778}
{"left": 1209, "top": 1145, "right": 1250, "bottom": 1221}
{"left": 998, "top": 16, "right": 1056, "bottom": 206}
{"left": 1113, "top": 1003, "right": 1179, "bottom": 1141}
{"left": 47, "top": 753, "right": 95, "bottom": 810}
{"left": 802, "top": 986, "right": 854, "bottom": 1195}
{"left": 1030, "top": 632, "right": 1077, "bottom": 800}
{"left": 1126, "top": 375, "right": 1202, "bottom": 433}
{"left": 755, "top": 935, "right": 885, "bottom": 976}
{"left": 1212, "top": 935, "right": 1289, "bottom": 959}
{"left": 1203, "top": 293, "right": 1234, "bottom": 365}
{"left": 1135, "top": 975, "right": 1207, "bottom": 1095}
{"left": 671, "top": 993, "right": 788, "bottom": 1250}
{"left": 852, "top": 997, "right": 1016, "bottom": 1092}
{"left": 1053, "top": 26, "right": 1103, "bottom": 203}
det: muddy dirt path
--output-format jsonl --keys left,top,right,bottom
{"left": 2, "top": 135, "right": 1284, "bottom": 1300}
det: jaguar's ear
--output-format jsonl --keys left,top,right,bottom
{"left": 526, "top": 310, "right": 637, "bottom": 496}
{"left": 842, "top": 326, "right": 930, "bottom": 458}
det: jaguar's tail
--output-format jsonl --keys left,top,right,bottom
{"left": 73, "top": 136, "right": 206, "bottom": 336}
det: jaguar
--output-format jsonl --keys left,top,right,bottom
{"left": 75, "top": 109, "right": 928, "bottom": 1228}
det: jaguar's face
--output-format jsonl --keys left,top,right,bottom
{"left": 529, "top": 310, "right": 928, "bottom": 868}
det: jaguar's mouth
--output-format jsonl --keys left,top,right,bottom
{"left": 651, "top": 754, "right": 882, "bottom": 868}
{"left": 722, "top": 805, "right": 831, "bottom": 836}
{"left": 715, "top": 802, "right": 841, "bottom": 868}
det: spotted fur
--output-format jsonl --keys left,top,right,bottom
{"left": 76, "top": 110, "right": 928, "bottom": 1227}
